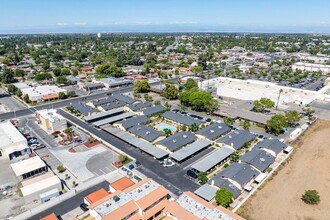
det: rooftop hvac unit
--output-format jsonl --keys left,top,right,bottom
{"left": 183, "top": 135, "right": 187, "bottom": 138}
{"left": 218, "top": 126, "right": 222, "bottom": 129}
{"left": 113, "top": 195, "right": 120, "bottom": 202}
{"left": 210, "top": 130, "right": 214, "bottom": 133}
{"left": 146, "top": 131, "right": 150, "bottom": 135}
{"left": 105, "top": 202, "right": 111, "bottom": 207}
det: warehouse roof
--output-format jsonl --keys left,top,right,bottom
{"left": 209, "top": 177, "right": 241, "bottom": 198}
{"left": 196, "top": 123, "right": 231, "bottom": 140}
{"left": 171, "top": 139, "right": 211, "bottom": 162}
{"left": 116, "top": 115, "right": 150, "bottom": 130}
{"left": 129, "top": 124, "right": 164, "bottom": 142}
{"left": 194, "top": 184, "right": 217, "bottom": 202}
{"left": 20, "top": 173, "right": 61, "bottom": 197}
{"left": 157, "top": 131, "right": 197, "bottom": 152}
{"left": 84, "top": 107, "right": 125, "bottom": 122}
{"left": 161, "top": 111, "right": 203, "bottom": 126}
{"left": 142, "top": 105, "right": 166, "bottom": 116}
{"left": 127, "top": 101, "right": 152, "bottom": 111}
{"left": 0, "top": 121, "right": 26, "bottom": 149}
{"left": 217, "top": 130, "right": 255, "bottom": 150}
{"left": 191, "top": 147, "right": 235, "bottom": 172}
{"left": 255, "top": 138, "right": 287, "bottom": 155}
{"left": 11, "top": 156, "right": 46, "bottom": 176}
{"left": 103, "top": 127, "right": 168, "bottom": 159}
{"left": 240, "top": 148, "right": 275, "bottom": 172}
{"left": 217, "top": 162, "right": 260, "bottom": 187}
{"left": 93, "top": 112, "right": 135, "bottom": 127}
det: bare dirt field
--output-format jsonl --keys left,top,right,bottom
{"left": 237, "top": 120, "right": 330, "bottom": 220}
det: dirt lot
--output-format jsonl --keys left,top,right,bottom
{"left": 238, "top": 120, "right": 330, "bottom": 220}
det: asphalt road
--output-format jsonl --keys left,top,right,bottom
{"left": 58, "top": 109, "right": 200, "bottom": 195}
{"left": 26, "top": 181, "right": 110, "bottom": 220}
{"left": 0, "top": 79, "right": 179, "bottom": 121}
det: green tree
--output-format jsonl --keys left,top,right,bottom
{"left": 58, "top": 92, "right": 67, "bottom": 99}
{"left": 266, "top": 114, "right": 288, "bottom": 135}
{"left": 183, "top": 78, "right": 198, "bottom": 91}
{"left": 302, "top": 190, "right": 320, "bottom": 205}
{"left": 1, "top": 57, "right": 11, "bottom": 65}
{"left": 67, "top": 91, "right": 76, "bottom": 97}
{"left": 154, "top": 100, "right": 161, "bottom": 105}
{"left": 224, "top": 117, "right": 234, "bottom": 126}
{"left": 14, "top": 69, "right": 25, "bottom": 77}
{"left": 163, "top": 128, "right": 172, "bottom": 136}
{"left": 57, "top": 165, "right": 65, "bottom": 173}
{"left": 285, "top": 110, "right": 303, "bottom": 127}
{"left": 190, "top": 123, "right": 199, "bottom": 132}
{"left": 230, "top": 152, "right": 239, "bottom": 162}
{"left": 240, "top": 120, "right": 251, "bottom": 131}
{"left": 162, "top": 84, "right": 179, "bottom": 100}
{"left": 1, "top": 68, "right": 16, "bottom": 84}
{"left": 56, "top": 76, "right": 68, "bottom": 85}
{"left": 133, "top": 80, "right": 150, "bottom": 93}
{"left": 53, "top": 68, "right": 62, "bottom": 76}
{"left": 7, "top": 84, "right": 17, "bottom": 94}
{"left": 15, "top": 89, "right": 22, "bottom": 98}
{"left": 61, "top": 68, "right": 71, "bottom": 75}
{"left": 34, "top": 73, "right": 53, "bottom": 81}
{"left": 197, "top": 172, "right": 208, "bottom": 185}
{"left": 164, "top": 101, "right": 171, "bottom": 110}
{"left": 215, "top": 188, "right": 234, "bottom": 207}
{"left": 253, "top": 98, "right": 275, "bottom": 112}
{"left": 302, "top": 107, "right": 315, "bottom": 120}
{"left": 23, "top": 94, "right": 31, "bottom": 103}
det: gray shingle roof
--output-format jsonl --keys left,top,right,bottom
{"left": 129, "top": 124, "right": 164, "bottom": 142}
{"left": 70, "top": 102, "right": 99, "bottom": 116}
{"left": 171, "top": 139, "right": 211, "bottom": 162}
{"left": 90, "top": 97, "right": 116, "bottom": 106}
{"left": 191, "top": 147, "right": 235, "bottom": 172}
{"left": 116, "top": 115, "right": 150, "bottom": 130}
{"left": 102, "top": 126, "right": 168, "bottom": 159}
{"left": 142, "top": 105, "right": 166, "bottom": 116}
{"left": 196, "top": 123, "right": 231, "bottom": 140}
{"left": 217, "top": 130, "right": 256, "bottom": 150}
{"left": 217, "top": 162, "right": 260, "bottom": 187}
{"left": 255, "top": 139, "right": 287, "bottom": 155}
{"left": 240, "top": 148, "right": 275, "bottom": 172}
{"left": 111, "top": 94, "right": 137, "bottom": 104}
{"left": 99, "top": 100, "right": 127, "bottom": 111}
{"left": 208, "top": 177, "right": 241, "bottom": 198}
{"left": 93, "top": 112, "right": 135, "bottom": 127}
{"left": 84, "top": 107, "right": 125, "bottom": 122}
{"left": 161, "top": 111, "right": 203, "bottom": 126}
{"left": 194, "top": 184, "right": 217, "bottom": 202}
{"left": 156, "top": 131, "right": 197, "bottom": 152}
{"left": 127, "top": 101, "right": 152, "bottom": 111}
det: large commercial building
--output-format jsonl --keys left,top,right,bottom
{"left": 20, "top": 172, "right": 62, "bottom": 203}
{"left": 10, "top": 156, "right": 48, "bottom": 180}
{"left": 88, "top": 178, "right": 170, "bottom": 220}
{"left": 200, "top": 77, "right": 330, "bottom": 107}
{"left": 21, "top": 85, "right": 67, "bottom": 103}
{"left": 292, "top": 62, "right": 330, "bottom": 73}
{"left": 36, "top": 109, "right": 67, "bottom": 133}
{"left": 0, "top": 121, "right": 30, "bottom": 160}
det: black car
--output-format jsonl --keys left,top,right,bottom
{"left": 80, "top": 203, "right": 89, "bottom": 212}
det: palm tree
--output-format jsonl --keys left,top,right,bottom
{"left": 276, "top": 89, "right": 283, "bottom": 110}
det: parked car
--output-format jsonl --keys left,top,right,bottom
{"left": 80, "top": 203, "right": 89, "bottom": 212}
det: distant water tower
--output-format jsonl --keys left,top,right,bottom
{"left": 97, "top": 33, "right": 101, "bottom": 38}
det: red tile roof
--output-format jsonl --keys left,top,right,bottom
{"left": 84, "top": 188, "right": 109, "bottom": 205}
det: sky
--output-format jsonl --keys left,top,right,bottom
{"left": 1, "top": 0, "right": 330, "bottom": 33}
